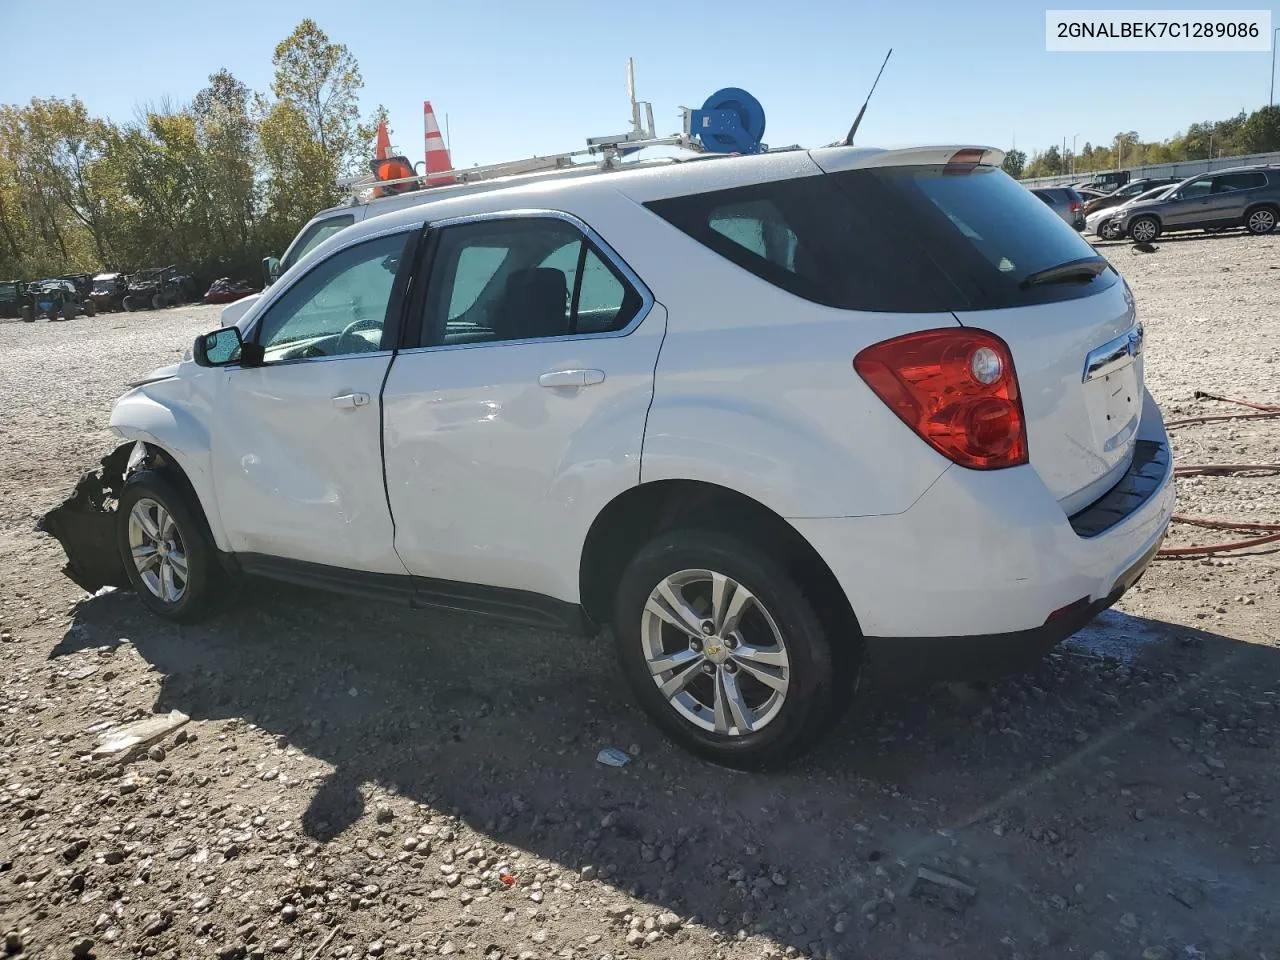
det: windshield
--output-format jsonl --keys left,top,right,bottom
{"left": 282, "top": 214, "right": 356, "bottom": 271}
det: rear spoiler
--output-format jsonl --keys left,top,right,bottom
{"left": 809, "top": 145, "right": 1006, "bottom": 174}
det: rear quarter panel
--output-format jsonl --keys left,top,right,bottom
{"left": 591, "top": 194, "right": 956, "bottom": 519}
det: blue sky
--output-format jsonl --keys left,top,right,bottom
{"left": 1, "top": 0, "right": 1276, "bottom": 166}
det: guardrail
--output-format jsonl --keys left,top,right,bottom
{"left": 1021, "top": 151, "right": 1280, "bottom": 188}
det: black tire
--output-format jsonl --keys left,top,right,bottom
{"left": 62, "top": 302, "right": 76, "bottom": 321}
{"left": 151, "top": 293, "right": 164, "bottom": 310}
{"left": 116, "top": 469, "right": 223, "bottom": 623}
{"left": 84, "top": 300, "right": 97, "bottom": 317}
{"left": 1128, "top": 215, "right": 1161, "bottom": 243}
{"left": 1245, "top": 205, "right": 1278, "bottom": 235}
{"left": 612, "top": 529, "right": 842, "bottom": 769}
{"left": 21, "top": 306, "right": 33, "bottom": 322}
{"left": 123, "top": 296, "right": 137, "bottom": 312}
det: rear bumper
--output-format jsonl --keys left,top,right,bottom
{"left": 862, "top": 533, "right": 1163, "bottom": 683}
{"left": 790, "top": 391, "right": 1175, "bottom": 682}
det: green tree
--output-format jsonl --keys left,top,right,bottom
{"left": 1240, "top": 105, "right": 1280, "bottom": 153}
{"left": 258, "top": 18, "right": 372, "bottom": 234}
{"left": 1001, "top": 148, "right": 1026, "bottom": 179}
{"left": 193, "top": 69, "right": 259, "bottom": 266}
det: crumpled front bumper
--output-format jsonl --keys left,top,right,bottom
{"left": 36, "top": 443, "right": 132, "bottom": 592}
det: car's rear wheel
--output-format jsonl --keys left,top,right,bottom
{"left": 1245, "top": 206, "right": 1277, "bottom": 235}
{"left": 612, "top": 529, "right": 841, "bottom": 769}
{"left": 1129, "top": 216, "right": 1160, "bottom": 243}
{"left": 84, "top": 300, "right": 97, "bottom": 316}
{"left": 123, "top": 296, "right": 137, "bottom": 312}
{"left": 117, "top": 470, "right": 223, "bottom": 623}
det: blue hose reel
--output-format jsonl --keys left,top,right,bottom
{"left": 689, "top": 88, "right": 767, "bottom": 155}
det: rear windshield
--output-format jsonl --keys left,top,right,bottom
{"left": 645, "top": 165, "right": 1114, "bottom": 312}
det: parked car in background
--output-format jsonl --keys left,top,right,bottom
{"left": 41, "top": 144, "right": 1173, "bottom": 768}
{"left": 59, "top": 273, "right": 94, "bottom": 302}
{"left": 124, "top": 266, "right": 185, "bottom": 311}
{"left": 1031, "top": 186, "right": 1086, "bottom": 230}
{"left": 1112, "top": 166, "right": 1280, "bottom": 242}
{"left": 1083, "top": 178, "right": 1181, "bottom": 216}
{"left": 1081, "top": 170, "right": 1131, "bottom": 193}
{"left": 90, "top": 273, "right": 129, "bottom": 312}
{"left": 203, "top": 278, "right": 260, "bottom": 304}
{"left": 0, "top": 279, "right": 31, "bottom": 320}
{"left": 27, "top": 279, "right": 96, "bottom": 321}
{"left": 1086, "top": 184, "right": 1179, "bottom": 240}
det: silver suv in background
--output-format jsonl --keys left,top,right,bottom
{"left": 1031, "top": 187, "right": 1086, "bottom": 231}
{"left": 1113, "top": 166, "right": 1280, "bottom": 242}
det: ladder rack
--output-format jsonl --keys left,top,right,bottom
{"left": 341, "top": 58, "right": 729, "bottom": 204}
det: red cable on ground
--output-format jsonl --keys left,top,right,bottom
{"left": 1156, "top": 396, "right": 1280, "bottom": 557}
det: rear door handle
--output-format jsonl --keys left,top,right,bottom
{"left": 332, "top": 392, "right": 370, "bottom": 410}
{"left": 538, "top": 369, "right": 606, "bottom": 388}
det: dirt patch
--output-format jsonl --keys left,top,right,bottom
{"left": 2, "top": 239, "right": 1279, "bottom": 960}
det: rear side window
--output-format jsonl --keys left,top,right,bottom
{"left": 1214, "top": 172, "right": 1267, "bottom": 191}
{"left": 645, "top": 165, "right": 1114, "bottom": 312}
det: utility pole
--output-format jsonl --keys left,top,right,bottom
{"left": 1071, "top": 133, "right": 1079, "bottom": 175}
{"left": 1272, "top": 27, "right": 1280, "bottom": 108}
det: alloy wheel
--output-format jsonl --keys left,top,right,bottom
{"left": 127, "top": 497, "right": 188, "bottom": 603}
{"left": 640, "top": 569, "right": 791, "bottom": 736}
{"left": 1247, "top": 209, "right": 1276, "bottom": 234}
{"left": 1131, "top": 219, "right": 1157, "bottom": 242}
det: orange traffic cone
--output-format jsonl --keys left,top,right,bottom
{"left": 375, "top": 120, "right": 392, "bottom": 161}
{"left": 423, "top": 101, "right": 455, "bottom": 186}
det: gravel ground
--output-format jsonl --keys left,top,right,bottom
{"left": 2, "top": 233, "right": 1279, "bottom": 960}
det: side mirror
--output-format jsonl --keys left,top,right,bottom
{"left": 192, "top": 326, "right": 256, "bottom": 367}
{"left": 1169, "top": 193, "right": 1181, "bottom": 201}
{"left": 262, "top": 256, "right": 282, "bottom": 287}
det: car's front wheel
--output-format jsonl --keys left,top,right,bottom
{"left": 117, "top": 470, "right": 223, "bottom": 623}
{"left": 612, "top": 529, "right": 842, "bottom": 769}
{"left": 1129, "top": 215, "right": 1160, "bottom": 243}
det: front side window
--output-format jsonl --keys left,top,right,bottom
{"left": 254, "top": 232, "right": 409, "bottom": 362}
{"left": 282, "top": 214, "right": 357, "bottom": 272}
{"left": 1180, "top": 178, "right": 1214, "bottom": 199}
{"left": 418, "top": 217, "right": 642, "bottom": 347}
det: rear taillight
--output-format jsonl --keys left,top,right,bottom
{"left": 854, "top": 329, "right": 1028, "bottom": 470}
{"left": 1069, "top": 200, "right": 1082, "bottom": 212}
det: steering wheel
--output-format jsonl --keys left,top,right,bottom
{"left": 334, "top": 316, "right": 383, "bottom": 355}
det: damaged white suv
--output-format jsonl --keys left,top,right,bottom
{"left": 41, "top": 145, "right": 1174, "bottom": 768}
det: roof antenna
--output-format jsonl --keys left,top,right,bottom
{"left": 841, "top": 48, "right": 893, "bottom": 147}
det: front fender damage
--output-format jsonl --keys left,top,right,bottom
{"left": 36, "top": 442, "right": 137, "bottom": 592}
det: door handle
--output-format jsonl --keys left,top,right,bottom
{"left": 332, "top": 392, "right": 370, "bottom": 410}
{"left": 538, "top": 369, "right": 606, "bottom": 388}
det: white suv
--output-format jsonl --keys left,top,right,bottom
{"left": 44, "top": 145, "right": 1175, "bottom": 768}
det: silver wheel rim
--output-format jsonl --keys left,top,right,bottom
{"left": 128, "top": 498, "right": 188, "bottom": 603}
{"left": 640, "top": 569, "right": 791, "bottom": 736}
{"left": 1248, "top": 210, "right": 1274, "bottom": 233}
{"left": 1132, "top": 220, "right": 1156, "bottom": 242}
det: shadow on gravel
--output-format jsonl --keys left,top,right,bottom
{"left": 50, "top": 584, "right": 1280, "bottom": 958}
{"left": 1091, "top": 228, "right": 1255, "bottom": 250}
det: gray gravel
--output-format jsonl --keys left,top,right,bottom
{"left": 2, "top": 236, "right": 1279, "bottom": 960}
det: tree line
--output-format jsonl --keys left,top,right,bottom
{"left": 1000, "top": 104, "right": 1280, "bottom": 180}
{"left": 0, "top": 19, "right": 385, "bottom": 286}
